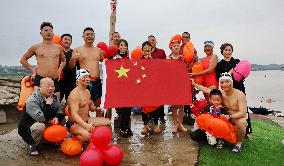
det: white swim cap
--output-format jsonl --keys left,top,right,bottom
{"left": 219, "top": 72, "right": 233, "bottom": 82}
{"left": 76, "top": 69, "right": 90, "bottom": 81}
{"left": 204, "top": 40, "right": 214, "bottom": 47}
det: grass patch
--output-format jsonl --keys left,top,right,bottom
{"left": 199, "top": 119, "right": 284, "bottom": 166}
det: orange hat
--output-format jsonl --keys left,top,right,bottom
{"left": 169, "top": 34, "right": 182, "bottom": 48}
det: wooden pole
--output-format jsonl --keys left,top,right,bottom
{"left": 109, "top": 0, "right": 117, "bottom": 45}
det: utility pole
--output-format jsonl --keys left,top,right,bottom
{"left": 109, "top": 0, "right": 117, "bottom": 45}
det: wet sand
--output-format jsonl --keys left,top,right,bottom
{"left": 0, "top": 109, "right": 199, "bottom": 166}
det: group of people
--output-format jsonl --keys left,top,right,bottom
{"left": 17, "top": 21, "right": 252, "bottom": 156}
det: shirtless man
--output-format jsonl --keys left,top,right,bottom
{"left": 69, "top": 27, "right": 103, "bottom": 116}
{"left": 67, "top": 69, "right": 111, "bottom": 142}
{"left": 191, "top": 72, "right": 247, "bottom": 153}
{"left": 20, "top": 22, "right": 66, "bottom": 99}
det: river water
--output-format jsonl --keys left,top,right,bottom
{"left": 245, "top": 70, "right": 284, "bottom": 113}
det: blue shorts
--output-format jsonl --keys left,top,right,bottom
{"left": 87, "top": 79, "right": 102, "bottom": 101}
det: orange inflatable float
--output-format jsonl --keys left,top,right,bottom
{"left": 52, "top": 35, "right": 61, "bottom": 45}
{"left": 44, "top": 125, "right": 67, "bottom": 142}
{"left": 183, "top": 42, "right": 195, "bottom": 64}
{"left": 196, "top": 113, "right": 211, "bottom": 130}
{"left": 61, "top": 138, "right": 82, "bottom": 155}
{"left": 17, "top": 76, "right": 34, "bottom": 112}
{"left": 196, "top": 114, "right": 236, "bottom": 143}
{"left": 191, "top": 61, "right": 204, "bottom": 85}
{"left": 131, "top": 47, "right": 144, "bottom": 60}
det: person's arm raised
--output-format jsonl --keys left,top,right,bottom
{"left": 191, "top": 78, "right": 211, "bottom": 94}
{"left": 68, "top": 48, "right": 80, "bottom": 69}
{"left": 57, "top": 47, "right": 66, "bottom": 78}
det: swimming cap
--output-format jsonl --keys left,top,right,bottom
{"left": 76, "top": 69, "right": 90, "bottom": 81}
{"left": 219, "top": 72, "right": 233, "bottom": 82}
{"left": 204, "top": 40, "right": 214, "bottom": 47}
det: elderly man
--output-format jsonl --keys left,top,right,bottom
{"left": 18, "top": 78, "right": 64, "bottom": 156}
{"left": 67, "top": 69, "right": 111, "bottom": 142}
{"left": 191, "top": 72, "right": 247, "bottom": 153}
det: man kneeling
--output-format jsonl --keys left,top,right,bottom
{"left": 67, "top": 69, "right": 111, "bottom": 142}
{"left": 18, "top": 78, "right": 65, "bottom": 156}
{"left": 191, "top": 72, "right": 247, "bottom": 153}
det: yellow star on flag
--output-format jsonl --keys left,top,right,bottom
{"left": 114, "top": 65, "right": 130, "bottom": 78}
{"left": 136, "top": 79, "right": 141, "bottom": 84}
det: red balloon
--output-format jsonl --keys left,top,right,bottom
{"left": 102, "top": 145, "right": 123, "bottom": 166}
{"left": 52, "top": 35, "right": 61, "bottom": 45}
{"left": 91, "top": 126, "right": 112, "bottom": 149}
{"left": 80, "top": 149, "right": 103, "bottom": 166}
{"left": 131, "top": 47, "right": 144, "bottom": 60}
{"left": 86, "top": 142, "right": 96, "bottom": 151}
{"left": 102, "top": 50, "right": 110, "bottom": 59}
{"left": 97, "top": 42, "right": 108, "bottom": 51}
{"left": 107, "top": 45, "right": 118, "bottom": 57}
{"left": 193, "top": 99, "right": 208, "bottom": 111}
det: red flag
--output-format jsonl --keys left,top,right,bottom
{"left": 101, "top": 59, "right": 192, "bottom": 108}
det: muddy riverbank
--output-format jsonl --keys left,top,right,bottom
{"left": 0, "top": 108, "right": 199, "bottom": 166}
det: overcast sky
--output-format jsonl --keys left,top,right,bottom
{"left": 0, "top": 0, "right": 283, "bottom": 66}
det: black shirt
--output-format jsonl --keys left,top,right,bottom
{"left": 215, "top": 57, "right": 246, "bottom": 94}
{"left": 61, "top": 49, "right": 76, "bottom": 87}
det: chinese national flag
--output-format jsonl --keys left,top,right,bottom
{"left": 101, "top": 59, "right": 192, "bottom": 108}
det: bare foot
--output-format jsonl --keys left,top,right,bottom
{"left": 246, "top": 134, "right": 253, "bottom": 141}
{"left": 178, "top": 124, "right": 188, "bottom": 132}
{"left": 154, "top": 125, "right": 161, "bottom": 134}
{"left": 141, "top": 125, "right": 149, "bottom": 135}
{"left": 172, "top": 125, "right": 178, "bottom": 133}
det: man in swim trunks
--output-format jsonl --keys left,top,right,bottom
{"left": 67, "top": 69, "right": 111, "bottom": 142}
{"left": 69, "top": 27, "right": 104, "bottom": 116}
{"left": 191, "top": 72, "right": 247, "bottom": 153}
{"left": 20, "top": 22, "right": 66, "bottom": 100}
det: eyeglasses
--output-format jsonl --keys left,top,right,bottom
{"left": 182, "top": 36, "right": 190, "bottom": 38}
